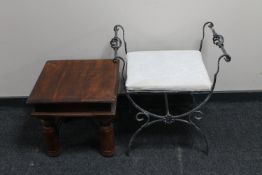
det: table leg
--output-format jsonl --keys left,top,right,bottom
{"left": 41, "top": 118, "right": 60, "bottom": 157}
{"left": 98, "top": 118, "right": 115, "bottom": 157}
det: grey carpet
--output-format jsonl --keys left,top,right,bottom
{"left": 0, "top": 95, "right": 261, "bottom": 175}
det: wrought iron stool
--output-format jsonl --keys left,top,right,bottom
{"left": 110, "top": 22, "right": 231, "bottom": 155}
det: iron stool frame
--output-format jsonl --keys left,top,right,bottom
{"left": 110, "top": 22, "right": 231, "bottom": 155}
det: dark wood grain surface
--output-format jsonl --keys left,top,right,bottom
{"left": 27, "top": 59, "right": 119, "bottom": 104}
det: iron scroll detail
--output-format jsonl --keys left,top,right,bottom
{"left": 110, "top": 25, "right": 128, "bottom": 63}
{"left": 110, "top": 22, "right": 231, "bottom": 155}
{"left": 199, "top": 22, "right": 231, "bottom": 62}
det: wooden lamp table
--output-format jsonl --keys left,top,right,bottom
{"left": 27, "top": 59, "right": 119, "bottom": 157}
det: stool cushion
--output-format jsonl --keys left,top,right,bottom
{"left": 126, "top": 50, "right": 212, "bottom": 92}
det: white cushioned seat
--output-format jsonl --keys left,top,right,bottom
{"left": 126, "top": 50, "right": 212, "bottom": 92}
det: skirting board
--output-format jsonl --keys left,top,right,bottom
{"left": 0, "top": 91, "right": 262, "bottom": 107}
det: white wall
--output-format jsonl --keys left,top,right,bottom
{"left": 0, "top": 0, "right": 262, "bottom": 96}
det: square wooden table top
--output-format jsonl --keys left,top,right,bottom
{"left": 27, "top": 59, "right": 119, "bottom": 104}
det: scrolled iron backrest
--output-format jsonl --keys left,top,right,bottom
{"left": 111, "top": 22, "right": 231, "bottom": 63}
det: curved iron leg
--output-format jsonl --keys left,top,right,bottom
{"left": 127, "top": 119, "right": 163, "bottom": 156}
{"left": 189, "top": 121, "right": 209, "bottom": 154}
{"left": 174, "top": 118, "right": 208, "bottom": 154}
